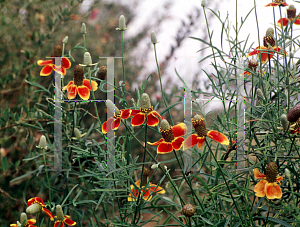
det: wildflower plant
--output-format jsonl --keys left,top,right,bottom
{"left": 5, "top": 0, "right": 300, "bottom": 226}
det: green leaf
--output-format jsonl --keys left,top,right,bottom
{"left": 25, "top": 79, "right": 51, "bottom": 95}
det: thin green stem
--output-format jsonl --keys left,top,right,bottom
{"left": 42, "top": 148, "right": 51, "bottom": 204}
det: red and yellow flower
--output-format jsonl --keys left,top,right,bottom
{"left": 26, "top": 197, "right": 54, "bottom": 221}
{"left": 184, "top": 114, "right": 229, "bottom": 149}
{"left": 247, "top": 28, "right": 285, "bottom": 64}
{"left": 131, "top": 93, "right": 163, "bottom": 127}
{"left": 254, "top": 162, "right": 283, "bottom": 199}
{"left": 128, "top": 168, "right": 165, "bottom": 201}
{"left": 37, "top": 44, "right": 71, "bottom": 76}
{"left": 102, "top": 100, "right": 131, "bottom": 134}
{"left": 265, "top": 0, "right": 288, "bottom": 7}
{"left": 63, "top": 65, "right": 98, "bottom": 100}
{"left": 10, "top": 213, "right": 36, "bottom": 227}
{"left": 242, "top": 59, "right": 258, "bottom": 76}
{"left": 277, "top": 5, "right": 300, "bottom": 27}
{"left": 54, "top": 205, "right": 76, "bottom": 227}
{"left": 148, "top": 119, "right": 186, "bottom": 154}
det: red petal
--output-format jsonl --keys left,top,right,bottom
{"left": 37, "top": 60, "right": 53, "bottom": 66}
{"left": 113, "top": 117, "right": 121, "bottom": 130}
{"left": 64, "top": 217, "right": 76, "bottom": 225}
{"left": 35, "top": 197, "right": 45, "bottom": 206}
{"left": 103, "top": 117, "right": 114, "bottom": 133}
{"left": 67, "top": 85, "right": 77, "bottom": 100}
{"left": 157, "top": 141, "right": 173, "bottom": 154}
{"left": 27, "top": 197, "right": 36, "bottom": 206}
{"left": 130, "top": 109, "right": 141, "bottom": 116}
{"left": 207, "top": 130, "right": 229, "bottom": 145}
{"left": 254, "top": 180, "right": 267, "bottom": 197}
{"left": 172, "top": 123, "right": 187, "bottom": 137}
{"left": 61, "top": 57, "right": 71, "bottom": 69}
{"left": 197, "top": 137, "right": 205, "bottom": 149}
{"left": 266, "top": 183, "right": 277, "bottom": 199}
{"left": 184, "top": 134, "right": 198, "bottom": 149}
{"left": 61, "top": 67, "right": 66, "bottom": 76}
{"left": 264, "top": 3, "right": 278, "bottom": 7}
{"left": 277, "top": 18, "right": 289, "bottom": 27}
{"left": 149, "top": 183, "right": 166, "bottom": 194}
{"left": 281, "top": 2, "right": 288, "bottom": 6}
{"left": 172, "top": 137, "right": 184, "bottom": 150}
{"left": 131, "top": 112, "right": 146, "bottom": 126}
{"left": 246, "top": 48, "right": 259, "bottom": 57}
{"left": 10, "top": 224, "right": 18, "bottom": 227}
{"left": 294, "top": 18, "right": 300, "bottom": 25}
{"left": 83, "top": 79, "right": 98, "bottom": 91}
{"left": 273, "top": 183, "right": 282, "bottom": 199}
{"left": 77, "top": 86, "right": 90, "bottom": 100}
{"left": 148, "top": 138, "right": 164, "bottom": 146}
{"left": 40, "top": 65, "right": 53, "bottom": 76}
{"left": 254, "top": 168, "right": 266, "bottom": 179}
{"left": 120, "top": 109, "right": 131, "bottom": 119}
{"left": 102, "top": 121, "right": 108, "bottom": 134}
{"left": 63, "top": 81, "right": 74, "bottom": 90}
{"left": 277, "top": 176, "right": 283, "bottom": 184}
{"left": 28, "top": 219, "right": 36, "bottom": 224}
{"left": 42, "top": 207, "right": 54, "bottom": 221}
{"left": 54, "top": 221, "right": 64, "bottom": 227}
{"left": 147, "top": 111, "right": 162, "bottom": 126}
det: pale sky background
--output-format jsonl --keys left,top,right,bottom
{"left": 81, "top": 0, "right": 300, "bottom": 111}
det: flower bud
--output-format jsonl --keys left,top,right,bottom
{"left": 116, "top": 15, "right": 128, "bottom": 31}
{"left": 56, "top": 205, "right": 64, "bottom": 220}
{"left": 285, "top": 168, "right": 291, "bottom": 178}
{"left": 281, "top": 114, "right": 289, "bottom": 131}
{"left": 151, "top": 31, "right": 157, "bottom": 44}
{"left": 26, "top": 203, "right": 41, "bottom": 214}
{"left": 257, "top": 88, "right": 264, "bottom": 100}
{"left": 17, "top": 221, "right": 21, "bottom": 227}
{"left": 37, "top": 135, "right": 47, "bottom": 149}
{"left": 81, "top": 23, "right": 87, "bottom": 34}
{"left": 106, "top": 100, "right": 120, "bottom": 116}
{"left": 201, "top": 0, "right": 206, "bottom": 7}
{"left": 287, "top": 5, "right": 296, "bottom": 20}
{"left": 74, "top": 128, "right": 81, "bottom": 139}
{"left": 151, "top": 163, "right": 160, "bottom": 169}
{"left": 248, "top": 59, "right": 258, "bottom": 72}
{"left": 164, "top": 165, "right": 168, "bottom": 171}
{"left": 20, "top": 213, "right": 28, "bottom": 225}
{"left": 141, "top": 93, "right": 151, "bottom": 109}
{"left": 63, "top": 36, "right": 68, "bottom": 44}
{"left": 182, "top": 204, "right": 196, "bottom": 217}
{"left": 84, "top": 52, "right": 92, "bottom": 66}
{"left": 287, "top": 103, "right": 300, "bottom": 122}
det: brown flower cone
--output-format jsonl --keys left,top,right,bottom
{"left": 266, "top": 162, "right": 278, "bottom": 183}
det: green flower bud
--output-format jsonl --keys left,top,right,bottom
{"left": 63, "top": 36, "right": 68, "bottom": 44}
{"left": 20, "top": 213, "right": 28, "bottom": 225}
{"left": 81, "top": 23, "right": 87, "bottom": 34}
{"left": 84, "top": 52, "right": 92, "bottom": 66}
{"left": 151, "top": 163, "right": 160, "bottom": 169}
{"left": 257, "top": 88, "right": 265, "bottom": 100}
{"left": 285, "top": 168, "right": 291, "bottom": 178}
{"left": 201, "top": 0, "right": 206, "bottom": 7}
{"left": 56, "top": 205, "right": 64, "bottom": 220}
{"left": 74, "top": 128, "right": 81, "bottom": 139}
{"left": 281, "top": 114, "right": 289, "bottom": 131}
{"left": 160, "top": 119, "right": 170, "bottom": 130}
{"left": 116, "top": 15, "right": 129, "bottom": 31}
{"left": 26, "top": 203, "right": 41, "bottom": 214}
{"left": 151, "top": 31, "right": 157, "bottom": 44}
{"left": 37, "top": 135, "right": 47, "bottom": 149}
{"left": 141, "top": 93, "right": 151, "bottom": 109}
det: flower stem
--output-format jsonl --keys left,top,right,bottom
{"left": 42, "top": 148, "right": 51, "bottom": 204}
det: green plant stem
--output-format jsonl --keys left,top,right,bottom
{"left": 204, "top": 138, "right": 245, "bottom": 226}
{"left": 83, "top": 33, "right": 86, "bottom": 64}
{"left": 42, "top": 148, "right": 51, "bottom": 204}
{"left": 264, "top": 206, "right": 270, "bottom": 227}
{"left": 153, "top": 44, "right": 173, "bottom": 125}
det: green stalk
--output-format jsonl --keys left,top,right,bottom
{"left": 42, "top": 148, "right": 51, "bottom": 204}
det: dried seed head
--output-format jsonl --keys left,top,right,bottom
{"left": 56, "top": 205, "right": 64, "bottom": 220}
{"left": 287, "top": 104, "right": 300, "bottom": 122}
{"left": 63, "top": 36, "right": 68, "bottom": 44}
{"left": 26, "top": 203, "right": 41, "bottom": 214}
{"left": 182, "top": 204, "right": 196, "bottom": 217}
{"left": 141, "top": 93, "right": 152, "bottom": 110}
{"left": 151, "top": 31, "right": 157, "bottom": 44}
{"left": 97, "top": 66, "right": 107, "bottom": 85}
{"left": 84, "top": 52, "right": 92, "bottom": 66}
{"left": 285, "top": 168, "right": 291, "bottom": 178}
{"left": 74, "top": 128, "right": 81, "bottom": 139}
{"left": 264, "top": 28, "right": 275, "bottom": 47}
{"left": 266, "top": 162, "right": 278, "bottom": 183}
{"left": 74, "top": 65, "right": 84, "bottom": 86}
{"left": 287, "top": 5, "right": 296, "bottom": 19}
{"left": 280, "top": 114, "right": 289, "bottom": 131}
{"left": 81, "top": 23, "right": 87, "bottom": 34}
{"left": 20, "top": 213, "right": 28, "bottom": 225}
{"left": 106, "top": 100, "right": 120, "bottom": 116}
{"left": 53, "top": 44, "right": 62, "bottom": 57}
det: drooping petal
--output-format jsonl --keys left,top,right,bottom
{"left": 149, "top": 183, "right": 166, "bottom": 194}
{"left": 64, "top": 217, "right": 76, "bottom": 225}
{"left": 246, "top": 48, "right": 259, "bottom": 57}
{"left": 120, "top": 109, "right": 131, "bottom": 119}
{"left": 197, "top": 137, "right": 205, "bottom": 149}
{"left": 102, "top": 117, "right": 114, "bottom": 134}
{"left": 265, "top": 182, "right": 277, "bottom": 199}
{"left": 276, "top": 176, "right": 283, "bottom": 184}
{"left": 184, "top": 134, "right": 198, "bottom": 149}
{"left": 148, "top": 138, "right": 164, "bottom": 146}
{"left": 54, "top": 221, "right": 64, "bottom": 227}
{"left": 294, "top": 18, "right": 300, "bottom": 25}
{"left": 61, "top": 57, "right": 71, "bottom": 69}
{"left": 35, "top": 197, "right": 45, "bottom": 206}
{"left": 172, "top": 137, "right": 185, "bottom": 150}
{"left": 273, "top": 183, "right": 282, "bottom": 199}
{"left": 277, "top": 18, "right": 289, "bottom": 27}
{"left": 42, "top": 207, "right": 54, "bottom": 221}
{"left": 40, "top": 65, "right": 53, "bottom": 76}
{"left": 254, "top": 180, "right": 267, "bottom": 197}
{"left": 131, "top": 112, "right": 146, "bottom": 126}
{"left": 142, "top": 190, "right": 152, "bottom": 201}
{"left": 130, "top": 109, "right": 141, "bottom": 116}
{"left": 37, "top": 60, "right": 53, "bottom": 66}
{"left": 61, "top": 67, "right": 66, "bottom": 76}
{"left": 10, "top": 224, "right": 18, "bottom": 227}
{"left": 28, "top": 219, "right": 36, "bottom": 225}
{"left": 146, "top": 111, "right": 162, "bottom": 126}
{"left": 172, "top": 123, "right": 187, "bottom": 137}
{"left": 27, "top": 197, "right": 37, "bottom": 206}
{"left": 113, "top": 117, "right": 121, "bottom": 130}
{"left": 67, "top": 85, "right": 77, "bottom": 100}
{"left": 77, "top": 85, "right": 90, "bottom": 100}
{"left": 63, "top": 81, "right": 74, "bottom": 91}
{"left": 254, "top": 168, "right": 266, "bottom": 179}
{"left": 83, "top": 79, "right": 98, "bottom": 91}
{"left": 207, "top": 130, "right": 229, "bottom": 145}
{"left": 265, "top": 3, "right": 279, "bottom": 7}
{"left": 157, "top": 141, "right": 173, "bottom": 154}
